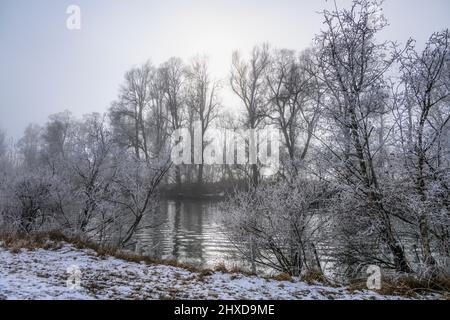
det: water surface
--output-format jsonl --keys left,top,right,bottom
{"left": 134, "top": 200, "right": 244, "bottom": 269}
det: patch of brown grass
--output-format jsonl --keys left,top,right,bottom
{"left": 214, "top": 262, "right": 228, "bottom": 273}
{"left": 301, "top": 270, "right": 333, "bottom": 286}
{"left": 197, "top": 269, "right": 213, "bottom": 281}
{"left": 0, "top": 230, "right": 209, "bottom": 274}
{"left": 0, "top": 230, "right": 68, "bottom": 252}
{"left": 229, "top": 265, "right": 255, "bottom": 276}
{"left": 378, "top": 275, "right": 450, "bottom": 297}
{"left": 348, "top": 275, "right": 450, "bottom": 298}
{"left": 272, "top": 273, "right": 293, "bottom": 282}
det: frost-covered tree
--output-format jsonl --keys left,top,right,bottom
{"left": 313, "top": 0, "right": 413, "bottom": 273}
{"left": 231, "top": 44, "right": 271, "bottom": 187}
{"left": 267, "top": 48, "right": 322, "bottom": 176}
{"left": 224, "top": 179, "right": 329, "bottom": 276}
{"left": 160, "top": 57, "right": 187, "bottom": 185}
{"left": 106, "top": 153, "right": 171, "bottom": 247}
{"left": 62, "top": 113, "right": 115, "bottom": 233}
{"left": 110, "top": 62, "right": 154, "bottom": 161}
{"left": 186, "top": 56, "right": 221, "bottom": 184}
{"left": 397, "top": 29, "right": 450, "bottom": 272}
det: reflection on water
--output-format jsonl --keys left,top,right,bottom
{"left": 134, "top": 200, "right": 241, "bottom": 269}
{"left": 133, "top": 199, "right": 337, "bottom": 275}
{"left": 132, "top": 201, "right": 425, "bottom": 279}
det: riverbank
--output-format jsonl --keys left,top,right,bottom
{"left": 0, "top": 234, "right": 445, "bottom": 300}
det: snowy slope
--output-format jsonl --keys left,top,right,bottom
{"left": 0, "top": 243, "right": 439, "bottom": 300}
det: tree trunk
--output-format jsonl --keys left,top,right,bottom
{"left": 197, "top": 163, "right": 204, "bottom": 185}
{"left": 416, "top": 115, "right": 437, "bottom": 269}
{"left": 251, "top": 164, "right": 258, "bottom": 187}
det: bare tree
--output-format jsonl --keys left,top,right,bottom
{"left": 64, "top": 113, "right": 115, "bottom": 233}
{"left": 160, "top": 57, "right": 186, "bottom": 185}
{"left": 41, "top": 111, "right": 73, "bottom": 171}
{"left": 0, "top": 129, "right": 6, "bottom": 159}
{"left": 17, "top": 124, "right": 42, "bottom": 169}
{"left": 107, "top": 153, "right": 171, "bottom": 247}
{"left": 231, "top": 44, "right": 271, "bottom": 187}
{"left": 110, "top": 62, "right": 154, "bottom": 161}
{"left": 399, "top": 30, "right": 450, "bottom": 270}
{"left": 267, "top": 49, "right": 322, "bottom": 176}
{"left": 186, "top": 56, "right": 221, "bottom": 184}
{"left": 224, "top": 178, "right": 328, "bottom": 276}
{"left": 315, "top": 0, "right": 412, "bottom": 273}
{"left": 148, "top": 67, "right": 170, "bottom": 158}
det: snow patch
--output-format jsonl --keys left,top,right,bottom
{"left": 0, "top": 244, "right": 441, "bottom": 300}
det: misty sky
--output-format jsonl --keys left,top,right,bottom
{"left": 0, "top": 0, "right": 449, "bottom": 139}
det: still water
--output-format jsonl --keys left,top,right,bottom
{"left": 134, "top": 200, "right": 245, "bottom": 269}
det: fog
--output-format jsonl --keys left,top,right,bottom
{"left": 0, "top": 0, "right": 449, "bottom": 139}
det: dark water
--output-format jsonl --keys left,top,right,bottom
{"left": 132, "top": 201, "right": 432, "bottom": 279}
{"left": 133, "top": 199, "right": 337, "bottom": 275}
{"left": 134, "top": 200, "right": 244, "bottom": 269}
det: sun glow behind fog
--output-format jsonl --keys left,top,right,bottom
{"left": 154, "top": 5, "right": 269, "bottom": 77}
{"left": 147, "top": 1, "right": 321, "bottom": 111}
{"left": 168, "top": 12, "right": 237, "bottom": 77}
{"left": 152, "top": 7, "right": 269, "bottom": 111}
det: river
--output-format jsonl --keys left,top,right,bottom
{"left": 133, "top": 199, "right": 247, "bottom": 270}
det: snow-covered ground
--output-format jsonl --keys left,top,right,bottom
{"left": 0, "top": 243, "right": 440, "bottom": 300}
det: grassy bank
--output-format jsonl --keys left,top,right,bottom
{"left": 0, "top": 231, "right": 448, "bottom": 300}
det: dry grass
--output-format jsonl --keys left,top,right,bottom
{"left": 272, "top": 273, "right": 293, "bottom": 282}
{"left": 197, "top": 269, "right": 214, "bottom": 281}
{"left": 229, "top": 265, "right": 255, "bottom": 276}
{"left": 2, "top": 230, "right": 448, "bottom": 298}
{"left": 0, "top": 230, "right": 69, "bottom": 252}
{"left": 214, "top": 262, "right": 228, "bottom": 273}
{"left": 301, "top": 270, "right": 334, "bottom": 286}
{"left": 378, "top": 276, "right": 450, "bottom": 297}
{"left": 348, "top": 275, "right": 450, "bottom": 298}
{"left": 0, "top": 230, "right": 205, "bottom": 274}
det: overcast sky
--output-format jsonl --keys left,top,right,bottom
{"left": 0, "top": 0, "right": 449, "bottom": 139}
